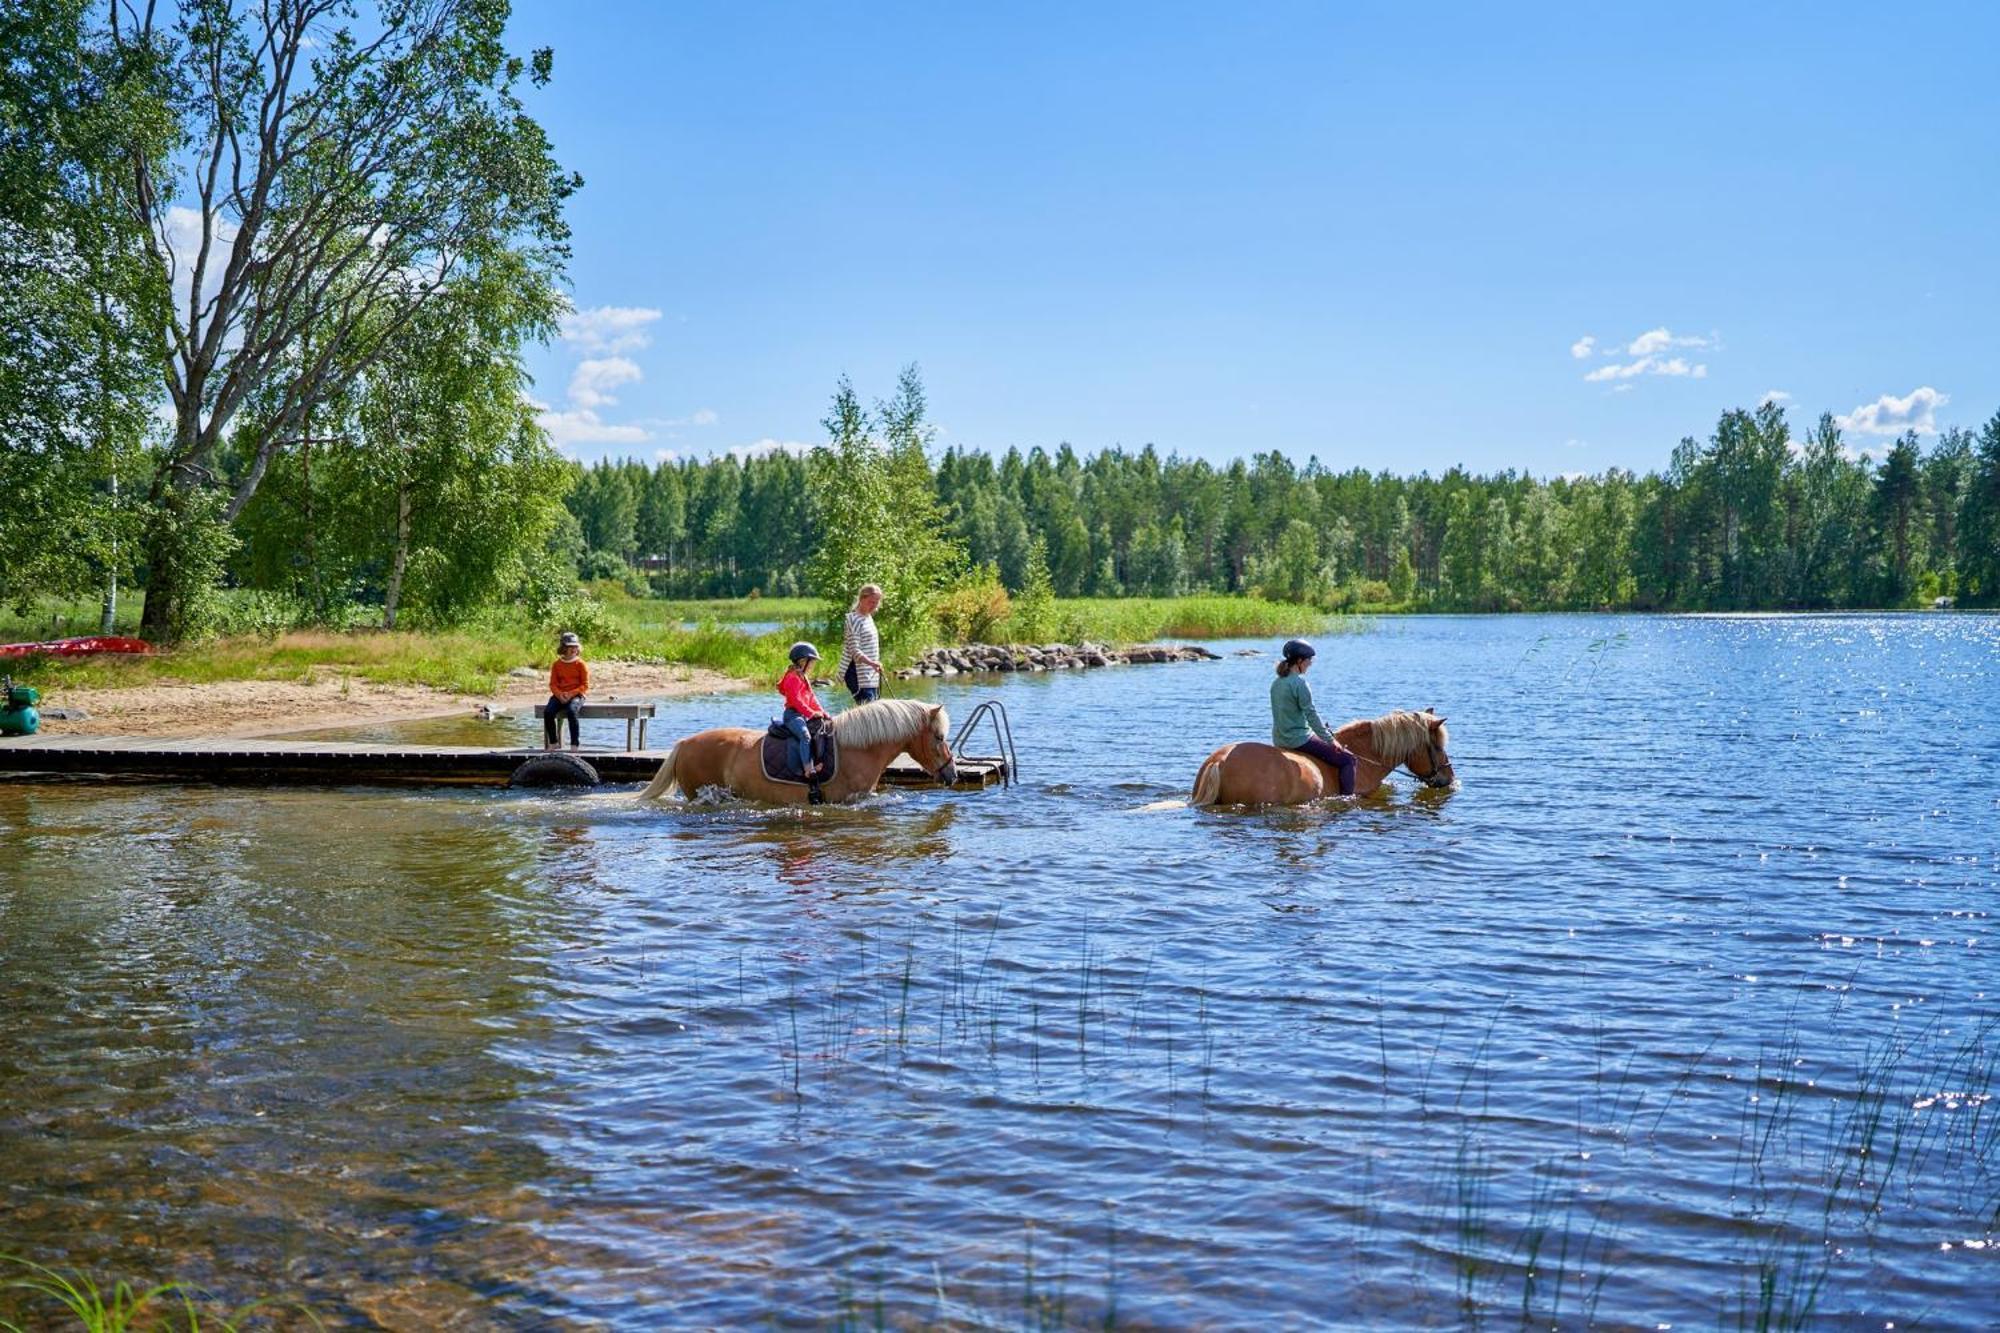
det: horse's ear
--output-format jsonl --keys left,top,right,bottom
{"left": 1430, "top": 714, "right": 1447, "bottom": 726}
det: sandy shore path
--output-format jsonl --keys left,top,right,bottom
{"left": 30, "top": 661, "right": 747, "bottom": 740}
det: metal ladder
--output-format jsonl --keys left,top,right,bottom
{"left": 951, "top": 699, "right": 1018, "bottom": 787}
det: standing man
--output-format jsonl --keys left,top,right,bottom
{"left": 839, "top": 583, "right": 885, "bottom": 704}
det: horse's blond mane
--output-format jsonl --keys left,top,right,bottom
{"left": 1350, "top": 709, "right": 1444, "bottom": 764}
{"left": 830, "top": 698, "right": 947, "bottom": 749}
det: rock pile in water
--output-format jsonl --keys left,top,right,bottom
{"left": 896, "top": 642, "right": 1220, "bottom": 678}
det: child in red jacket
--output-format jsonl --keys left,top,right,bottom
{"left": 779, "top": 641, "right": 829, "bottom": 797}
{"left": 545, "top": 631, "right": 589, "bottom": 750}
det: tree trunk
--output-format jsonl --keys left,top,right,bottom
{"left": 383, "top": 481, "right": 412, "bottom": 630}
{"left": 138, "top": 506, "right": 183, "bottom": 642}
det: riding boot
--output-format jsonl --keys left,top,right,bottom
{"left": 807, "top": 781, "right": 826, "bottom": 805}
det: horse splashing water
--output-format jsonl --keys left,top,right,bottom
{"left": 639, "top": 698, "right": 957, "bottom": 806}
{"left": 1189, "top": 708, "right": 1454, "bottom": 807}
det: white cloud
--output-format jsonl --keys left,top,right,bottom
{"left": 660, "top": 437, "right": 814, "bottom": 462}
{"left": 1759, "top": 389, "right": 1792, "bottom": 406}
{"left": 1835, "top": 385, "right": 1948, "bottom": 437}
{"left": 1584, "top": 352, "right": 1708, "bottom": 383}
{"left": 568, "top": 356, "right": 643, "bottom": 409}
{"left": 1626, "top": 327, "right": 1713, "bottom": 357}
{"left": 560, "top": 305, "right": 662, "bottom": 355}
{"left": 688, "top": 407, "right": 719, "bottom": 427}
{"left": 1576, "top": 326, "right": 1717, "bottom": 389}
{"left": 540, "top": 408, "right": 654, "bottom": 448}
{"left": 735, "top": 437, "right": 811, "bottom": 457}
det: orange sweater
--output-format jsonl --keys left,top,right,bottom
{"left": 549, "top": 657, "right": 589, "bottom": 699}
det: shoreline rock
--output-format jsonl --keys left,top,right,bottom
{"left": 895, "top": 641, "right": 1220, "bottom": 678}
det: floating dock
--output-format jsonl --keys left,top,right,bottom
{"left": 0, "top": 736, "right": 1008, "bottom": 790}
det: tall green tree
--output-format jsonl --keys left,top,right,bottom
{"left": 0, "top": 0, "right": 166, "bottom": 616}
{"left": 805, "top": 367, "right": 964, "bottom": 650}
{"left": 1868, "top": 433, "right": 1926, "bottom": 606}
{"left": 101, "top": 0, "right": 577, "bottom": 639}
{"left": 1955, "top": 413, "right": 2000, "bottom": 605}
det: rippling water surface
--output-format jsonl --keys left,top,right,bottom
{"left": 2, "top": 614, "right": 1997, "bottom": 1329}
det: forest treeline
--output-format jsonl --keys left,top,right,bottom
{"left": 567, "top": 400, "right": 2000, "bottom": 613}
{"left": 9, "top": 3, "right": 2000, "bottom": 646}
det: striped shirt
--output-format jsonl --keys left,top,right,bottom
{"left": 840, "top": 610, "right": 881, "bottom": 689}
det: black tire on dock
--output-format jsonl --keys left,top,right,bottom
{"left": 507, "top": 753, "right": 602, "bottom": 789}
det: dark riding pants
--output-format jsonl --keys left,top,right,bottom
{"left": 1292, "top": 737, "right": 1357, "bottom": 796}
{"left": 782, "top": 708, "right": 814, "bottom": 776}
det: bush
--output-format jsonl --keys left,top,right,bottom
{"left": 932, "top": 568, "right": 1011, "bottom": 643}
{"left": 1006, "top": 538, "right": 1058, "bottom": 642}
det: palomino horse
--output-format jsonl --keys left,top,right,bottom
{"left": 1189, "top": 708, "right": 1454, "bottom": 807}
{"left": 638, "top": 698, "right": 958, "bottom": 806}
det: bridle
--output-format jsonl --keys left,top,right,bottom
{"left": 925, "top": 726, "right": 956, "bottom": 778}
{"left": 1410, "top": 735, "right": 1455, "bottom": 789}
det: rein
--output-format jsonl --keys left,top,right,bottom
{"left": 1413, "top": 738, "right": 1454, "bottom": 788}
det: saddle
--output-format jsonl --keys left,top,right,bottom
{"left": 761, "top": 715, "right": 838, "bottom": 785}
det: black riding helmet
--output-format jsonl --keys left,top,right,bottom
{"left": 788, "top": 641, "right": 821, "bottom": 665}
{"left": 1282, "top": 638, "right": 1316, "bottom": 662}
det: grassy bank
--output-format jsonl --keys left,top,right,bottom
{"left": 1, "top": 594, "right": 1352, "bottom": 696}
{"left": 6, "top": 611, "right": 786, "bottom": 697}
{"left": 1028, "top": 595, "right": 1345, "bottom": 644}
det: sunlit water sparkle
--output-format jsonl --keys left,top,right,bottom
{"left": 1, "top": 613, "right": 1996, "bottom": 1328}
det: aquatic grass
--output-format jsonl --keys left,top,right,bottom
{"left": 0, "top": 1255, "right": 318, "bottom": 1332}
{"left": 668, "top": 932, "right": 1992, "bottom": 1325}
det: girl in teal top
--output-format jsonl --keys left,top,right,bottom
{"left": 1270, "top": 638, "right": 1357, "bottom": 795}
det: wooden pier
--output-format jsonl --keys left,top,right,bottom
{"left": 0, "top": 735, "right": 1008, "bottom": 790}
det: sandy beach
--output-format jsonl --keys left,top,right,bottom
{"left": 27, "top": 661, "right": 747, "bottom": 740}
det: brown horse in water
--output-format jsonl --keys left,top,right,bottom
{"left": 638, "top": 698, "right": 957, "bottom": 806}
{"left": 1189, "top": 709, "right": 1454, "bottom": 807}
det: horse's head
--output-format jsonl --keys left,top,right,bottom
{"left": 1405, "top": 708, "right": 1455, "bottom": 789}
{"left": 904, "top": 704, "right": 958, "bottom": 787}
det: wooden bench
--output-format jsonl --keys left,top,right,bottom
{"left": 532, "top": 701, "right": 656, "bottom": 750}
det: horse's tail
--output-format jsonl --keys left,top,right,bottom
{"left": 638, "top": 743, "right": 680, "bottom": 802}
{"left": 1189, "top": 748, "right": 1229, "bottom": 807}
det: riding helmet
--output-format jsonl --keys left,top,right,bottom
{"left": 558, "top": 631, "right": 581, "bottom": 648}
{"left": 788, "top": 641, "right": 821, "bottom": 664}
{"left": 1281, "top": 638, "right": 1316, "bottom": 661}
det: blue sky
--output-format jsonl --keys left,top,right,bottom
{"left": 506, "top": 1, "right": 1999, "bottom": 475}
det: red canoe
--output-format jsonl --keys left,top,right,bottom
{"left": 0, "top": 635, "right": 155, "bottom": 659}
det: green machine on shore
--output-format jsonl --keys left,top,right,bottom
{"left": 1, "top": 677, "right": 40, "bottom": 736}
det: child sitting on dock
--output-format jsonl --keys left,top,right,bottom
{"left": 545, "top": 632, "right": 589, "bottom": 750}
{"left": 779, "top": 641, "right": 831, "bottom": 800}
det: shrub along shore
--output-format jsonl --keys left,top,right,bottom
{"left": 2, "top": 594, "right": 1341, "bottom": 703}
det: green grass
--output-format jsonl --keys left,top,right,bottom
{"left": 5, "top": 611, "right": 791, "bottom": 698}
{"left": 0, "top": 597, "right": 144, "bottom": 641}
{"left": 0, "top": 593, "right": 1353, "bottom": 699}
{"left": 0, "top": 1255, "right": 316, "bottom": 1332}
{"left": 1016, "top": 595, "right": 1354, "bottom": 644}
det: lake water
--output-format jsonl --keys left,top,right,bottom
{"left": 2, "top": 614, "right": 1996, "bottom": 1329}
